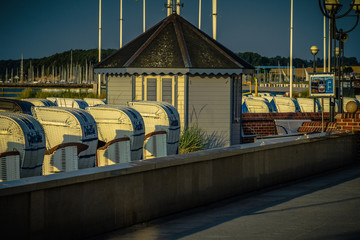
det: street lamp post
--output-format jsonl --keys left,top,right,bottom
{"left": 311, "top": 46, "right": 319, "bottom": 112}
{"left": 318, "top": 0, "right": 360, "bottom": 120}
{"left": 311, "top": 46, "right": 319, "bottom": 72}
{"left": 335, "top": 46, "right": 342, "bottom": 112}
{"left": 337, "top": 29, "right": 349, "bottom": 112}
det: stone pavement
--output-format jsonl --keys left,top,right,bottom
{"left": 91, "top": 162, "right": 360, "bottom": 240}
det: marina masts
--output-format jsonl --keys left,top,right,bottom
{"left": 20, "top": 54, "right": 24, "bottom": 83}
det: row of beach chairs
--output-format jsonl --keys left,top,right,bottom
{"left": 0, "top": 98, "right": 180, "bottom": 182}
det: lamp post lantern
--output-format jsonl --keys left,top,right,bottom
{"left": 310, "top": 46, "right": 319, "bottom": 72}
{"left": 310, "top": 45, "right": 319, "bottom": 112}
{"left": 318, "top": 0, "right": 360, "bottom": 120}
{"left": 335, "top": 47, "right": 340, "bottom": 56}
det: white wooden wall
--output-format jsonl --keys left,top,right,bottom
{"left": 107, "top": 76, "right": 132, "bottom": 105}
{"left": 106, "top": 75, "right": 231, "bottom": 147}
{"left": 188, "top": 76, "right": 231, "bottom": 147}
{"left": 177, "top": 75, "right": 185, "bottom": 129}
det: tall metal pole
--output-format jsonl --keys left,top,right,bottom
{"left": 289, "top": 0, "right": 294, "bottom": 98}
{"left": 336, "top": 48, "right": 341, "bottom": 112}
{"left": 120, "top": 0, "right": 123, "bottom": 48}
{"left": 323, "top": 15, "right": 326, "bottom": 119}
{"left": 328, "top": 18, "right": 331, "bottom": 72}
{"left": 98, "top": 0, "right": 102, "bottom": 63}
{"left": 313, "top": 54, "right": 317, "bottom": 112}
{"left": 98, "top": 0, "right": 102, "bottom": 96}
{"left": 167, "top": 0, "right": 171, "bottom": 16}
{"left": 199, "top": 0, "right": 201, "bottom": 29}
{"left": 330, "top": 15, "right": 335, "bottom": 121}
{"left": 323, "top": 16, "right": 326, "bottom": 72}
{"left": 177, "top": 0, "right": 180, "bottom": 15}
{"left": 212, "top": 0, "right": 217, "bottom": 40}
{"left": 341, "top": 42, "right": 345, "bottom": 113}
{"left": 143, "top": 0, "right": 146, "bottom": 32}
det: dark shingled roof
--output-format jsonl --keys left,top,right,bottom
{"left": 95, "top": 13, "right": 254, "bottom": 75}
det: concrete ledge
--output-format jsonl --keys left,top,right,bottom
{"left": 0, "top": 133, "right": 358, "bottom": 239}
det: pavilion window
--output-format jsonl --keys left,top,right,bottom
{"left": 146, "top": 78, "right": 157, "bottom": 101}
{"left": 143, "top": 76, "right": 177, "bottom": 107}
{"left": 161, "top": 78, "right": 172, "bottom": 104}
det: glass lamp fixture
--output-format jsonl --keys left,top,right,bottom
{"left": 310, "top": 46, "right": 319, "bottom": 56}
{"left": 353, "top": 0, "right": 360, "bottom": 13}
{"left": 335, "top": 47, "right": 340, "bottom": 56}
{"left": 325, "top": 0, "right": 341, "bottom": 13}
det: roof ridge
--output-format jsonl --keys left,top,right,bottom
{"left": 178, "top": 16, "right": 246, "bottom": 69}
{"left": 94, "top": 18, "right": 164, "bottom": 68}
{"left": 123, "top": 15, "right": 173, "bottom": 67}
{"left": 173, "top": 15, "right": 192, "bottom": 68}
{"left": 95, "top": 13, "right": 254, "bottom": 74}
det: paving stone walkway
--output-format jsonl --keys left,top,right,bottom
{"left": 92, "top": 162, "right": 360, "bottom": 240}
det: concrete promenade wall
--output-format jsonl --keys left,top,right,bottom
{"left": 0, "top": 133, "right": 358, "bottom": 239}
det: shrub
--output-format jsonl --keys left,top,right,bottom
{"left": 299, "top": 89, "right": 310, "bottom": 98}
{"left": 179, "top": 125, "right": 209, "bottom": 154}
{"left": 17, "top": 88, "right": 37, "bottom": 99}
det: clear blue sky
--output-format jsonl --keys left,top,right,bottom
{"left": 1, "top": 0, "right": 359, "bottom": 61}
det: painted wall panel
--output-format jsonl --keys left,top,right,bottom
{"left": 177, "top": 76, "right": 185, "bottom": 129}
{"left": 189, "top": 76, "right": 230, "bottom": 147}
{"left": 107, "top": 76, "right": 132, "bottom": 105}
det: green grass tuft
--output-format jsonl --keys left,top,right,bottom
{"left": 179, "top": 125, "right": 209, "bottom": 154}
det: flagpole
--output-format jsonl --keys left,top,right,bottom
{"left": 212, "top": 0, "right": 217, "bottom": 40}
{"left": 167, "top": 0, "right": 171, "bottom": 16}
{"left": 143, "top": 0, "right": 146, "bottom": 32}
{"left": 199, "top": 0, "right": 201, "bottom": 29}
{"left": 98, "top": 0, "right": 102, "bottom": 96}
{"left": 120, "top": 0, "right": 123, "bottom": 48}
{"left": 289, "top": 0, "right": 293, "bottom": 98}
{"left": 177, "top": 0, "right": 180, "bottom": 15}
{"left": 323, "top": 16, "right": 326, "bottom": 72}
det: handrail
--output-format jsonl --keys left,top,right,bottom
{"left": 144, "top": 131, "right": 167, "bottom": 141}
{"left": 97, "top": 137, "right": 131, "bottom": 151}
{"left": 242, "top": 81, "right": 252, "bottom": 96}
{"left": 45, "top": 142, "right": 89, "bottom": 155}
{"left": 0, "top": 151, "right": 20, "bottom": 158}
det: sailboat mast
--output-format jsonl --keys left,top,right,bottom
{"left": 20, "top": 54, "right": 23, "bottom": 83}
{"left": 70, "top": 50, "right": 73, "bottom": 82}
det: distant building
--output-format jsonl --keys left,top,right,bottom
{"left": 95, "top": 13, "right": 254, "bottom": 146}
